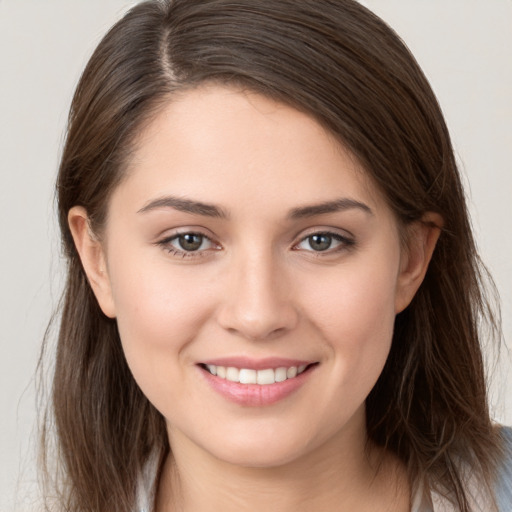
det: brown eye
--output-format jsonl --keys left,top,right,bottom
{"left": 177, "top": 233, "right": 204, "bottom": 251}
{"left": 159, "top": 232, "right": 218, "bottom": 256}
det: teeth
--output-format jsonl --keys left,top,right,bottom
{"left": 257, "top": 368, "right": 275, "bottom": 385}
{"left": 226, "top": 367, "right": 239, "bottom": 382}
{"left": 204, "top": 364, "right": 309, "bottom": 384}
{"left": 275, "top": 367, "right": 287, "bottom": 382}
{"left": 239, "top": 368, "right": 257, "bottom": 384}
{"left": 287, "top": 366, "right": 297, "bottom": 378}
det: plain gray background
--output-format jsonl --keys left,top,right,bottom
{"left": 1, "top": 1, "right": 511, "bottom": 510}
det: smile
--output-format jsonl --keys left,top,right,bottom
{"left": 204, "top": 364, "right": 308, "bottom": 385}
{"left": 198, "top": 358, "right": 317, "bottom": 406}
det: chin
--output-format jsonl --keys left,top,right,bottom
{"left": 212, "top": 441, "right": 312, "bottom": 469}
{"left": 196, "top": 421, "right": 332, "bottom": 470}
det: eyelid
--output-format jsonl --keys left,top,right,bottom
{"left": 156, "top": 228, "right": 222, "bottom": 258}
{"left": 297, "top": 224, "right": 355, "bottom": 239}
{"left": 292, "top": 228, "right": 356, "bottom": 253}
{"left": 154, "top": 224, "right": 217, "bottom": 240}
{"left": 154, "top": 226, "right": 355, "bottom": 258}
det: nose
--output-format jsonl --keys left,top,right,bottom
{"left": 216, "top": 250, "right": 299, "bottom": 341}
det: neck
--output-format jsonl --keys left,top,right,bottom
{"left": 156, "top": 417, "right": 410, "bottom": 512}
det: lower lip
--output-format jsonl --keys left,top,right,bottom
{"left": 199, "top": 366, "right": 314, "bottom": 407}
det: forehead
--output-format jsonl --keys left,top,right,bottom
{"left": 113, "top": 84, "right": 388, "bottom": 217}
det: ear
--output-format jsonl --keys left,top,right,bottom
{"left": 68, "top": 206, "right": 116, "bottom": 318}
{"left": 395, "top": 212, "right": 443, "bottom": 313}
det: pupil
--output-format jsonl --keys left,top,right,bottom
{"left": 179, "top": 234, "right": 202, "bottom": 251}
{"left": 310, "top": 234, "right": 331, "bottom": 251}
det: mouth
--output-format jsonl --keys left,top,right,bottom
{"left": 199, "top": 362, "right": 316, "bottom": 385}
{"left": 197, "top": 357, "right": 318, "bottom": 406}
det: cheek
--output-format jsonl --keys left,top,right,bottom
{"left": 300, "top": 253, "right": 399, "bottom": 389}
{"left": 305, "top": 256, "right": 398, "bottom": 337}
{"left": 105, "top": 250, "right": 216, "bottom": 392}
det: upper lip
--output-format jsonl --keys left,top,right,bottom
{"left": 199, "top": 357, "right": 314, "bottom": 370}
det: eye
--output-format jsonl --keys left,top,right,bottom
{"left": 157, "top": 231, "right": 219, "bottom": 257}
{"left": 174, "top": 233, "right": 208, "bottom": 251}
{"left": 295, "top": 232, "right": 354, "bottom": 253}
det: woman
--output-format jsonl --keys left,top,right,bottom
{"left": 41, "top": 0, "right": 511, "bottom": 511}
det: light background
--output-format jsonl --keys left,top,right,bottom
{"left": 0, "top": 1, "right": 510, "bottom": 510}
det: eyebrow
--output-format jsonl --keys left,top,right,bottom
{"left": 288, "top": 198, "right": 373, "bottom": 219}
{"left": 137, "top": 195, "right": 372, "bottom": 219}
{"left": 137, "top": 196, "right": 228, "bottom": 218}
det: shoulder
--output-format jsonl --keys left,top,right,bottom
{"left": 499, "top": 425, "right": 512, "bottom": 446}
{"left": 495, "top": 425, "right": 512, "bottom": 510}
{"left": 427, "top": 427, "right": 512, "bottom": 512}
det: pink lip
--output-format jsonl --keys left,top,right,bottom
{"left": 198, "top": 359, "right": 316, "bottom": 407}
{"left": 200, "top": 356, "right": 311, "bottom": 370}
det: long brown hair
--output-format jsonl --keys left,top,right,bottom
{"left": 41, "top": 1, "right": 502, "bottom": 510}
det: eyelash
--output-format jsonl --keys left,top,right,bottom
{"left": 293, "top": 231, "right": 355, "bottom": 255}
{"left": 157, "top": 232, "right": 219, "bottom": 258}
{"left": 156, "top": 230, "right": 355, "bottom": 259}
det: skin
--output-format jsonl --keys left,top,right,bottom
{"left": 70, "top": 85, "right": 441, "bottom": 511}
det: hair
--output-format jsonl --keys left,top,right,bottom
{"left": 40, "top": 1, "right": 503, "bottom": 511}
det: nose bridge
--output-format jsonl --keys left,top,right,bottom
{"left": 217, "top": 244, "right": 297, "bottom": 340}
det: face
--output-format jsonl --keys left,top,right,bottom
{"left": 74, "top": 85, "right": 429, "bottom": 469}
